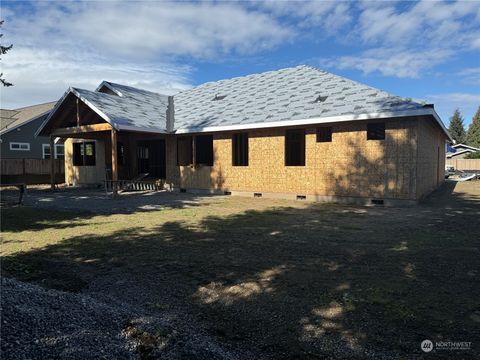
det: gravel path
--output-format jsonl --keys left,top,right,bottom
{"left": 1, "top": 277, "right": 254, "bottom": 360}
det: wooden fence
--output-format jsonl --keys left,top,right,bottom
{"left": 446, "top": 158, "right": 480, "bottom": 171}
{"left": 1, "top": 158, "right": 64, "bottom": 175}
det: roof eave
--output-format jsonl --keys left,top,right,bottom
{"left": 117, "top": 124, "right": 168, "bottom": 134}
{"left": 174, "top": 108, "right": 453, "bottom": 141}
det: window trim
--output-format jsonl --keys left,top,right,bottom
{"left": 9, "top": 142, "right": 30, "bottom": 151}
{"left": 42, "top": 144, "right": 65, "bottom": 159}
{"left": 232, "top": 132, "right": 249, "bottom": 166}
{"left": 285, "top": 129, "right": 306, "bottom": 166}
{"left": 55, "top": 144, "right": 64, "bottom": 159}
{"left": 42, "top": 144, "right": 51, "bottom": 159}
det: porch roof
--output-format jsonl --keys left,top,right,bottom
{"left": 37, "top": 85, "right": 170, "bottom": 136}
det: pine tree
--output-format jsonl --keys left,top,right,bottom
{"left": 448, "top": 109, "right": 466, "bottom": 144}
{"left": 466, "top": 107, "right": 480, "bottom": 148}
{"left": 0, "top": 20, "right": 13, "bottom": 87}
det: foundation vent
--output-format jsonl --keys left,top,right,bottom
{"left": 224, "top": 191, "right": 232, "bottom": 195}
{"left": 180, "top": 188, "right": 187, "bottom": 193}
{"left": 254, "top": 192, "right": 262, "bottom": 198}
{"left": 371, "top": 199, "right": 384, "bottom": 205}
{"left": 296, "top": 195, "right": 306, "bottom": 200}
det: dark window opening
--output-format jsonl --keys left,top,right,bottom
{"left": 367, "top": 122, "right": 385, "bottom": 140}
{"left": 285, "top": 129, "right": 305, "bottom": 166}
{"left": 232, "top": 133, "right": 249, "bottom": 166}
{"left": 73, "top": 141, "right": 96, "bottom": 166}
{"left": 177, "top": 136, "right": 193, "bottom": 166}
{"left": 195, "top": 135, "right": 214, "bottom": 166}
{"left": 117, "top": 142, "right": 125, "bottom": 165}
{"left": 316, "top": 127, "right": 332, "bottom": 142}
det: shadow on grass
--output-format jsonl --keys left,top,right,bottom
{"left": 3, "top": 193, "right": 479, "bottom": 359}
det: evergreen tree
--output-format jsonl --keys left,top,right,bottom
{"left": 448, "top": 109, "right": 466, "bottom": 144}
{"left": 0, "top": 20, "right": 13, "bottom": 87}
{"left": 466, "top": 107, "right": 480, "bottom": 148}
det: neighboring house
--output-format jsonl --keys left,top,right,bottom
{"left": 38, "top": 65, "right": 451, "bottom": 205}
{"left": 0, "top": 102, "right": 62, "bottom": 159}
{"left": 446, "top": 143, "right": 480, "bottom": 159}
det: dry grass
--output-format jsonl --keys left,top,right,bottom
{"left": 2, "top": 181, "right": 480, "bottom": 358}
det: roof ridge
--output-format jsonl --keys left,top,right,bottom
{"left": 177, "top": 65, "right": 310, "bottom": 95}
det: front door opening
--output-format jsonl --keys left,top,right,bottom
{"left": 137, "top": 140, "right": 166, "bottom": 178}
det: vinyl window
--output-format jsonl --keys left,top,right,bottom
{"left": 9, "top": 142, "right": 30, "bottom": 151}
{"left": 42, "top": 144, "right": 64, "bottom": 159}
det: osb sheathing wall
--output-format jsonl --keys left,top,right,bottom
{"left": 167, "top": 117, "right": 425, "bottom": 200}
{"left": 415, "top": 118, "right": 446, "bottom": 199}
{"left": 64, "top": 138, "right": 106, "bottom": 185}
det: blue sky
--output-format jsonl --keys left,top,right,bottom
{"left": 1, "top": 0, "right": 479, "bottom": 127}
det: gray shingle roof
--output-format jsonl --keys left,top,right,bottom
{"left": 173, "top": 65, "right": 425, "bottom": 131}
{"left": 39, "top": 65, "right": 449, "bottom": 139}
{"left": 1, "top": 102, "right": 56, "bottom": 135}
{"left": 73, "top": 83, "right": 169, "bottom": 132}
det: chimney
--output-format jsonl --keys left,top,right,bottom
{"left": 166, "top": 96, "right": 174, "bottom": 132}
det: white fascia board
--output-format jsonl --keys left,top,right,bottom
{"left": 0, "top": 110, "right": 51, "bottom": 136}
{"left": 452, "top": 144, "right": 480, "bottom": 151}
{"left": 175, "top": 108, "right": 453, "bottom": 140}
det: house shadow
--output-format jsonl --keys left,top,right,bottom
{"left": 3, "top": 191, "right": 479, "bottom": 358}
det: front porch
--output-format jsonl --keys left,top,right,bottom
{"left": 37, "top": 88, "right": 172, "bottom": 195}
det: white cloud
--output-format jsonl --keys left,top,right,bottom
{"left": 323, "top": 0, "right": 480, "bottom": 78}
{"left": 0, "top": 1, "right": 294, "bottom": 108}
{"left": 5, "top": 2, "right": 292, "bottom": 60}
{"left": 0, "top": 47, "right": 192, "bottom": 109}
{"left": 322, "top": 47, "right": 453, "bottom": 78}
{"left": 458, "top": 67, "right": 480, "bottom": 85}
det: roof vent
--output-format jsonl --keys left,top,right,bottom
{"left": 314, "top": 95, "right": 328, "bottom": 103}
{"left": 423, "top": 103, "right": 434, "bottom": 109}
{"left": 213, "top": 94, "right": 227, "bottom": 101}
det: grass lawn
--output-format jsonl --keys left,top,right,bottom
{"left": 2, "top": 182, "right": 480, "bottom": 359}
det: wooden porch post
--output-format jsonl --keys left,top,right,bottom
{"left": 50, "top": 135, "right": 55, "bottom": 190}
{"left": 111, "top": 129, "right": 118, "bottom": 196}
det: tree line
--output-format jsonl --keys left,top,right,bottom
{"left": 448, "top": 107, "right": 480, "bottom": 159}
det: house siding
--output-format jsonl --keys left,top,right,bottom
{"left": 166, "top": 117, "right": 423, "bottom": 201}
{"left": 64, "top": 138, "right": 107, "bottom": 185}
{"left": 0, "top": 115, "right": 50, "bottom": 159}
